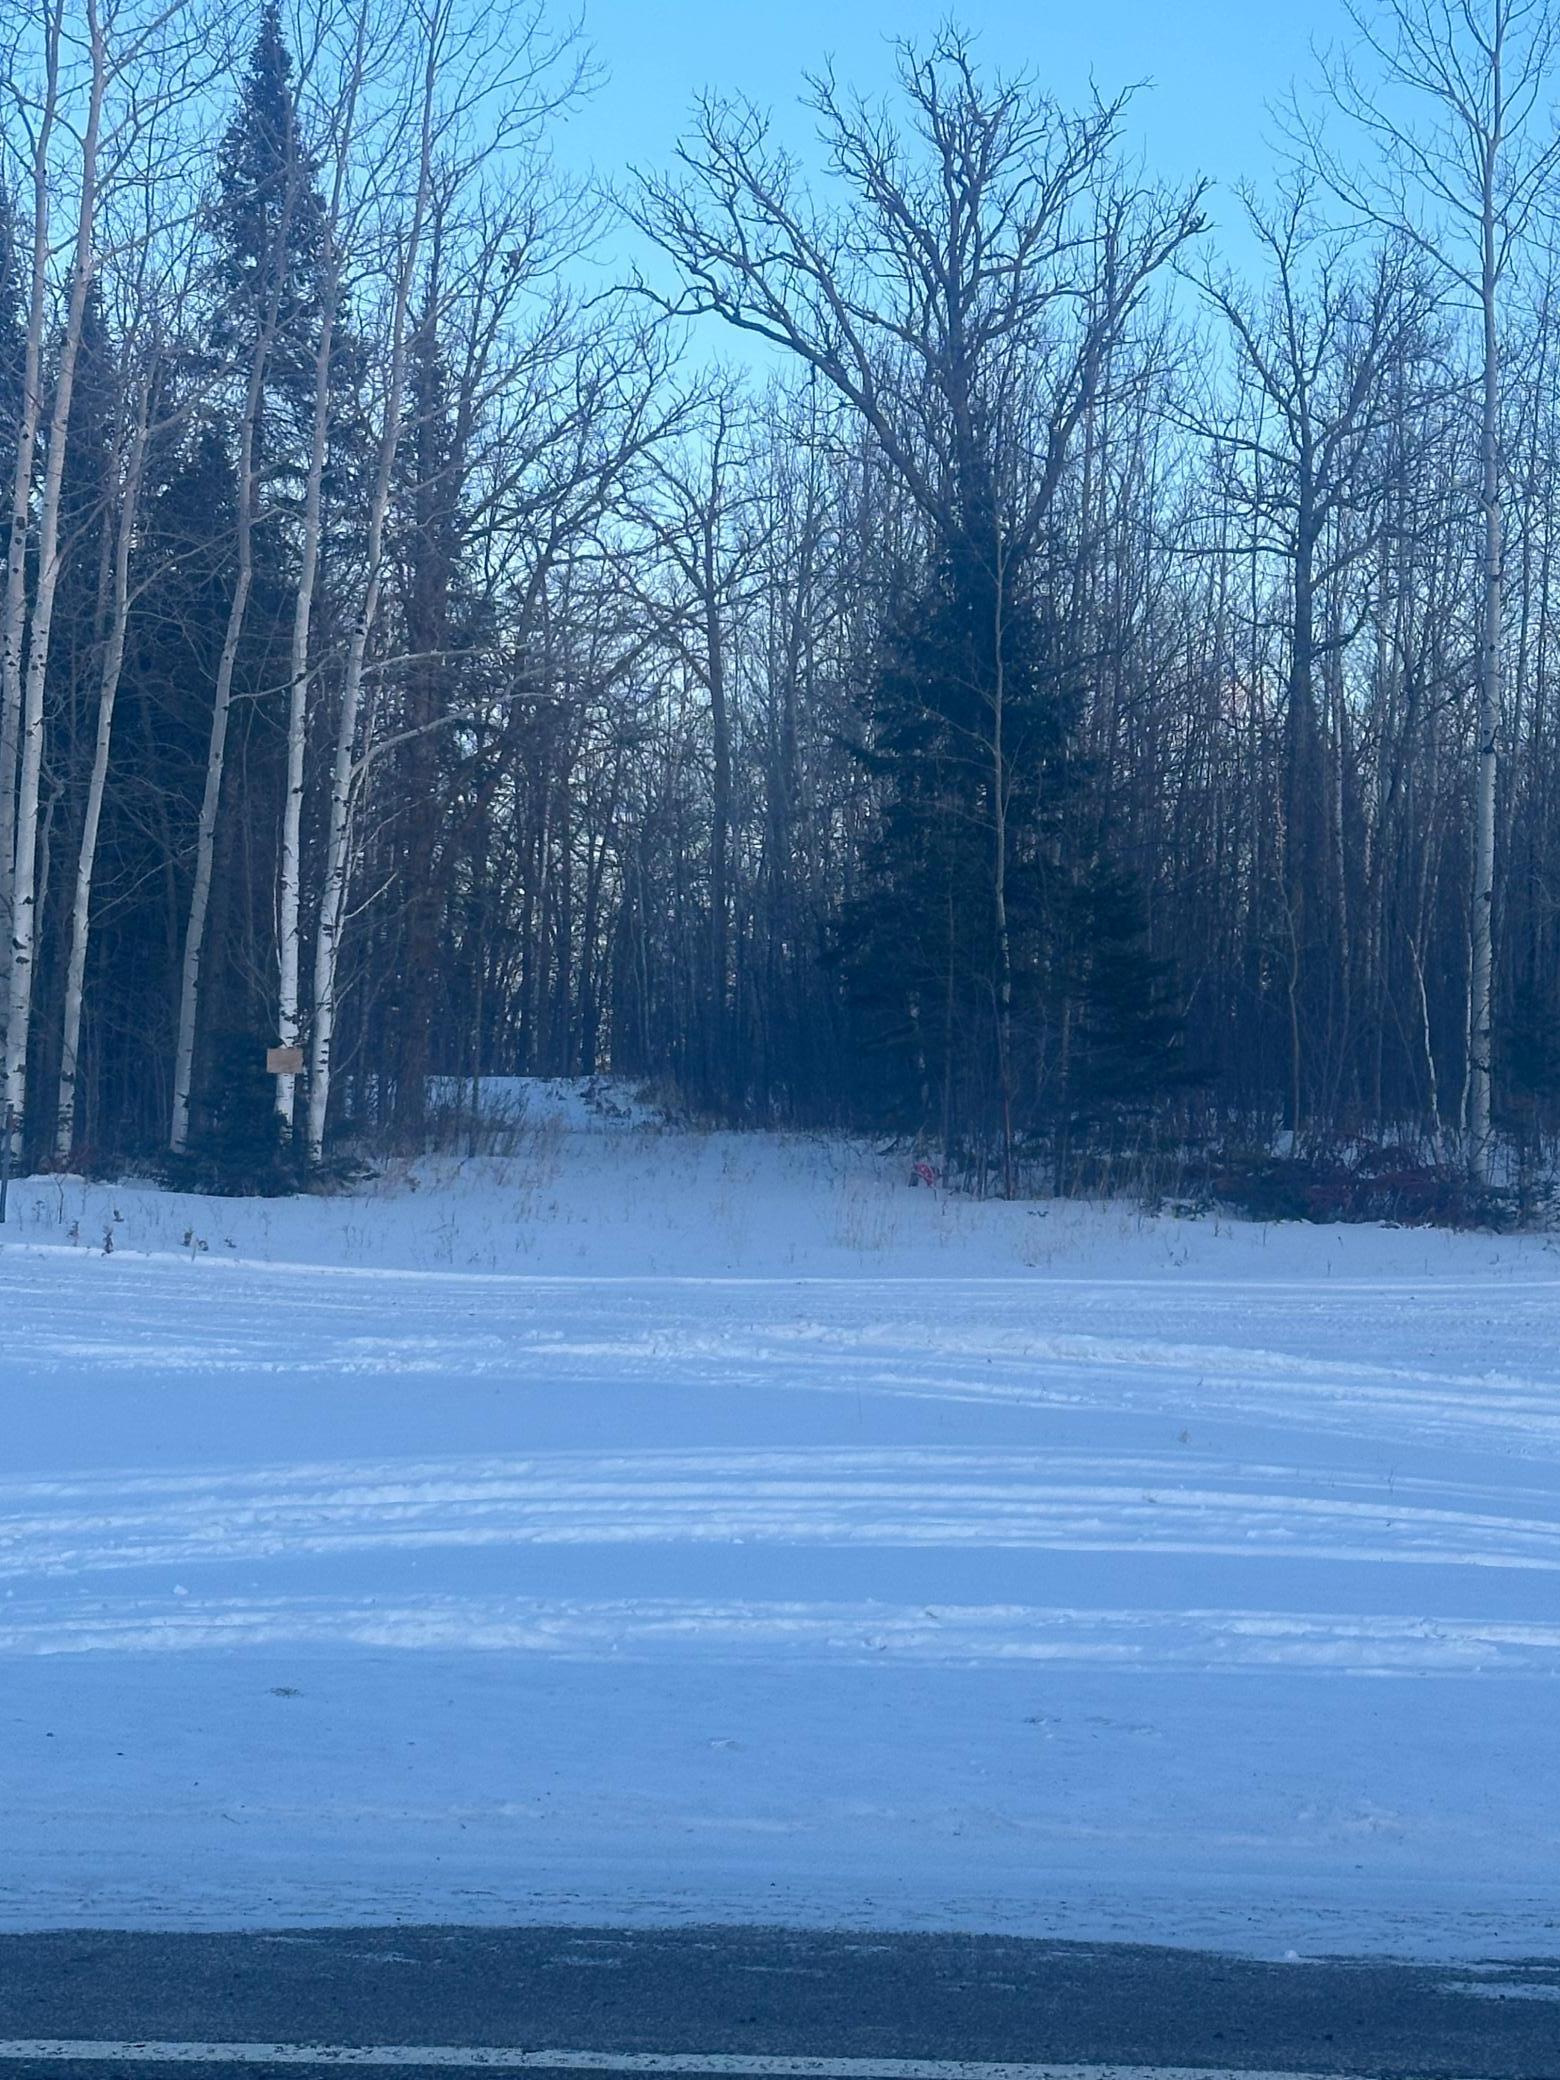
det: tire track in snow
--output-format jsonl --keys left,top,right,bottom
{"left": 13, "top": 1267, "right": 1560, "bottom": 1454}
{"left": 4, "top": 1448, "right": 1560, "bottom": 1579}
{"left": 5, "top": 1592, "right": 1560, "bottom": 1673}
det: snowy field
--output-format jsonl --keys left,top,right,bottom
{"left": 3, "top": 1084, "right": 1560, "bottom": 1959}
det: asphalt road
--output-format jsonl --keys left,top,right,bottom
{"left": 0, "top": 1927, "right": 1556, "bottom": 2080}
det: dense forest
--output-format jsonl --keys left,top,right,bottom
{"left": 4, "top": 0, "right": 1560, "bottom": 1197}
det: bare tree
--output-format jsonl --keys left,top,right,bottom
{"left": 1192, "top": 183, "right": 1436, "bottom": 1135}
{"left": 1298, "top": 0, "right": 1560, "bottom": 1177}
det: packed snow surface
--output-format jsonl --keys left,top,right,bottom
{"left": 3, "top": 1088, "right": 1559, "bottom": 1957}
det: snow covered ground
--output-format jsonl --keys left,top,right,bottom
{"left": 3, "top": 1087, "right": 1560, "bottom": 1958}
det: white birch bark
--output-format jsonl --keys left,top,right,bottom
{"left": 3, "top": 0, "right": 107, "bottom": 1138}
{"left": 53, "top": 368, "right": 153, "bottom": 1159}
{"left": 274, "top": 318, "right": 333, "bottom": 1136}
{"left": 274, "top": 17, "right": 370, "bottom": 1135}
{"left": 167, "top": 331, "right": 267, "bottom": 1153}
{"left": 1467, "top": 85, "right": 1503, "bottom": 1184}
{"left": 305, "top": 28, "right": 440, "bottom": 1163}
{"left": 0, "top": 0, "right": 64, "bottom": 1020}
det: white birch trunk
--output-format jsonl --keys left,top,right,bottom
{"left": 1468, "top": 131, "right": 1501, "bottom": 1184}
{"left": 0, "top": 0, "right": 63, "bottom": 1020}
{"left": 305, "top": 38, "right": 439, "bottom": 1163}
{"left": 274, "top": 18, "right": 367, "bottom": 1134}
{"left": 275, "top": 286, "right": 337, "bottom": 1134}
{"left": 168, "top": 344, "right": 264, "bottom": 1153}
{"left": 3, "top": 0, "right": 106, "bottom": 1138}
{"left": 53, "top": 375, "right": 152, "bottom": 1160}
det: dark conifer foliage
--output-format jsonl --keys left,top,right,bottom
{"left": 837, "top": 523, "right": 1079, "bottom": 1154}
{"left": 90, "top": 422, "right": 237, "bottom": 1144}
{"left": 212, "top": 2, "right": 325, "bottom": 438}
{"left": 1059, "top": 867, "right": 1188, "bottom": 1145}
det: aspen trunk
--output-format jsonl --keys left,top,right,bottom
{"left": 306, "top": 38, "right": 439, "bottom": 1162}
{"left": 0, "top": 0, "right": 63, "bottom": 1038}
{"left": 275, "top": 20, "right": 365, "bottom": 1133}
{"left": 991, "top": 525, "right": 1014, "bottom": 1199}
{"left": 275, "top": 285, "right": 339, "bottom": 1135}
{"left": 168, "top": 339, "right": 267, "bottom": 1153}
{"left": 3, "top": 0, "right": 106, "bottom": 1137}
{"left": 1468, "top": 151, "right": 1501, "bottom": 1183}
{"left": 274, "top": 376, "right": 330, "bottom": 1139}
{"left": 54, "top": 377, "right": 152, "bottom": 1160}
{"left": 704, "top": 529, "right": 731, "bottom": 1103}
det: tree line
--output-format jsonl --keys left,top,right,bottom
{"left": 3, "top": 0, "right": 1560, "bottom": 1193}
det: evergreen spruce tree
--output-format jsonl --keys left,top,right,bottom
{"left": 837, "top": 520, "right": 1078, "bottom": 1164}
{"left": 54, "top": 285, "right": 117, "bottom": 704}
{"left": 839, "top": 512, "right": 1190, "bottom": 1182}
{"left": 212, "top": 0, "right": 325, "bottom": 465}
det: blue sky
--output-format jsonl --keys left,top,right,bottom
{"left": 554, "top": 0, "right": 1358, "bottom": 240}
